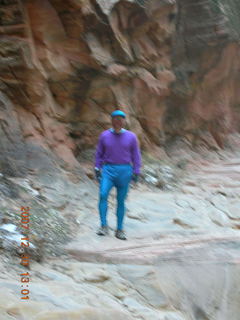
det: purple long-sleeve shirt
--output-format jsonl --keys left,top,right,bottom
{"left": 95, "top": 129, "right": 141, "bottom": 174}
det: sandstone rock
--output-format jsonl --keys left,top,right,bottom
{"left": 0, "top": 0, "right": 240, "bottom": 174}
{"left": 207, "top": 209, "right": 232, "bottom": 227}
{"left": 172, "top": 211, "right": 213, "bottom": 230}
{"left": 119, "top": 265, "right": 169, "bottom": 309}
{"left": 127, "top": 209, "right": 146, "bottom": 221}
{"left": 227, "top": 201, "right": 240, "bottom": 220}
{"left": 34, "top": 308, "right": 134, "bottom": 320}
{"left": 0, "top": 222, "right": 48, "bottom": 264}
{"left": 142, "top": 163, "right": 177, "bottom": 189}
{"left": 0, "top": 0, "right": 176, "bottom": 172}
{"left": 155, "top": 242, "right": 240, "bottom": 320}
{"left": 84, "top": 270, "right": 110, "bottom": 283}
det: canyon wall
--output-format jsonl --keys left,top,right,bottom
{"left": 0, "top": 0, "right": 240, "bottom": 176}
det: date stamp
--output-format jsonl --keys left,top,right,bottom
{"left": 20, "top": 271, "right": 30, "bottom": 300}
{"left": 20, "top": 206, "right": 30, "bottom": 300}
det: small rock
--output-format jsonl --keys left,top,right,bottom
{"left": 227, "top": 202, "right": 240, "bottom": 220}
{"left": 0, "top": 224, "right": 17, "bottom": 233}
{"left": 127, "top": 211, "right": 146, "bottom": 221}
{"left": 175, "top": 199, "right": 191, "bottom": 208}
{"left": 84, "top": 270, "right": 110, "bottom": 283}
{"left": 145, "top": 174, "right": 158, "bottom": 185}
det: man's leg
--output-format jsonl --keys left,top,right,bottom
{"left": 98, "top": 172, "right": 114, "bottom": 227}
{"left": 116, "top": 184, "right": 130, "bottom": 231}
{"left": 115, "top": 165, "right": 132, "bottom": 231}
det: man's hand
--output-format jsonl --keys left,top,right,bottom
{"left": 95, "top": 168, "right": 102, "bottom": 183}
{"left": 132, "top": 173, "right": 139, "bottom": 184}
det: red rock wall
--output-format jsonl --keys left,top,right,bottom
{"left": 0, "top": 0, "right": 239, "bottom": 175}
{"left": 166, "top": 0, "right": 240, "bottom": 148}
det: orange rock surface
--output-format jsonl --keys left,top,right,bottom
{"left": 0, "top": 0, "right": 239, "bottom": 174}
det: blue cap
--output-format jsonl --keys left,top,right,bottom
{"left": 111, "top": 110, "right": 126, "bottom": 118}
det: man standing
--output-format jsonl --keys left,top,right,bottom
{"left": 94, "top": 110, "right": 141, "bottom": 240}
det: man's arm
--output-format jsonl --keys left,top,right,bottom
{"left": 95, "top": 133, "right": 105, "bottom": 170}
{"left": 131, "top": 134, "right": 141, "bottom": 175}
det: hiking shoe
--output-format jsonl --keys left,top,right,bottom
{"left": 115, "top": 229, "right": 127, "bottom": 240}
{"left": 96, "top": 226, "right": 109, "bottom": 236}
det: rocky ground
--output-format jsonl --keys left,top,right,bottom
{"left": 0, "top": 140, "right": 240, "bottom": 320}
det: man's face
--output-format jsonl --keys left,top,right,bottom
{"left": 111, "top": 116, "right": 125, "bottom": 128}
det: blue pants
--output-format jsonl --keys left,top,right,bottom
{"left": 98, "top": 164, "right": 133, "bottom": 230}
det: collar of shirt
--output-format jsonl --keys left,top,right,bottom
{"left": 109, "top": 128, "right": 126, "bottom": 134}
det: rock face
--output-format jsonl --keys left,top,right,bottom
{"left": 0, "top": 0, "right": 240, "bottom": 174}
{"left": 167, "top": 0, "right": 240, "bottom": 149}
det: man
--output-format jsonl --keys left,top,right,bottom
{"left": 94, "top": 110, "right": 141, "bottom": 240}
